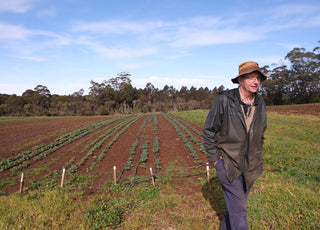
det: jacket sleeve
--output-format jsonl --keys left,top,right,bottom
{"left": 202, "top": 95, "right": 225, "bottom": 163}
{"left": 261, "top": 100, "right": 267, "bottom": 145}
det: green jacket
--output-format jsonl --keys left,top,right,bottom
{"left": 203, "top": 88, "right": 267, "bottom": 190}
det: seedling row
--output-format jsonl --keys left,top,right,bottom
{"left": 0, "top": 113, "right": 206, "bottom": 193}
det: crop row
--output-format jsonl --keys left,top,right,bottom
{"left": 124, "top": 115, "right": 151, "bottom": 171}
{"left": 122, "top": 114, "right": 161, "bottom": 182}
{"left": 0, "top": 115, "right": 131, "bottom": 173}
{"left": 66, "top": 115, "right": 142, "bottom": 174}
{"left": 162, "top": 113, "right": 203, "bottom": 164}
{"left": 169, "top": 116, "right": 205, "bottom": 155}
{"left": 152, "top": 114, "right": 161, "bottom": 171}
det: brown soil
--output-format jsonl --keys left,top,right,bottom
{"left": 267, "top": 103, "right": 320, "bottom": 116}
{"left": 0, "top": 113, "right": 207, "bottom": 194}
{"left": 0, "top": 116, "right": 111, "bottom": 157}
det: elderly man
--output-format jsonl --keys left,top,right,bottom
{"left": 203, "top": 61, "right": 270, "bottom": 230}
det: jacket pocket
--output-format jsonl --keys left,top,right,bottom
{"left": 248, "top": 153, "right": 263, "bottom": 171}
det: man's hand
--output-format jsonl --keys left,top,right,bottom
{"left": 214, "top": 156, "right": 223, "bottom": 166}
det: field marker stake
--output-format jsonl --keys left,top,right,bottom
{"left": 19, "top": 172, "right": 24, "bottom": 193}
{"left": 113, "top": 166, "right": 117, "bottom": 185}
{"left": 206, "top": 163, "right": 210, "bottom": 184}
{"left": 60, "top": 168, "right": 66, "bottom": 188}
{"left": 150, "top": 167, "right": 155, "bottom": 186}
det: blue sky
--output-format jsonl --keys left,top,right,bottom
{"left": 0, "top": 0, "right": 319, "bottom": 95}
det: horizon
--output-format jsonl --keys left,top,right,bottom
{"left": 0, "top": 0, "right": 319, "bottom": 96}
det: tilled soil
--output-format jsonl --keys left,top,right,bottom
{"left": 0, "top": 113, "right": 207, "bottom": 194}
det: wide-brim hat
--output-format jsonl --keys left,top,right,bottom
{"left": 231, "top": 61, "right": 271, "bottom": 84}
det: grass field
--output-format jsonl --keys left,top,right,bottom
{"left": 0, "top": 109, "right": 319, "bottom": 229}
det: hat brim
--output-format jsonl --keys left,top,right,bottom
{"left": 231, "top": 70, "right": 270, "bottom": 84}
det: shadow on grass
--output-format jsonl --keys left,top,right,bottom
{"left": 201, "top": 177, "right": 226, "bottom": 222}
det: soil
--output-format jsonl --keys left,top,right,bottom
{"left": 267, "top": 103, "right": 320, "bottom": 116}
{"left": 0, "top": 113, "right": 207, "bottom": 194}
{"left": 0, "top": 116, "right": 110, "bottom": 157}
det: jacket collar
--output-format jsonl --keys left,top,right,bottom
{"left": 222, "top": 88, "right": 261, "bottom": 106}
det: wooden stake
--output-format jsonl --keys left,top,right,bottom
{"left": 113, "top": 166, "right": 117, "bottom": 185}
{"left": 19, "top": 172, "right": 24, "bottom": 193}
{"left": 150, "top": 167, "right": 155, "bottom": 186}
{"left": 206, "top": 162, "right": 210, "bottom": 184}
{"left": 60, "top": 168, "right": 66, "bottom": 188}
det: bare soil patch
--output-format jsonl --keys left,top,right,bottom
{"left": 267, "top": 103, "right": 320, "bottom": 116}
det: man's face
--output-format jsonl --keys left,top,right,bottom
{"left": 238, "top": 72, "right": 261, "bottom": 94}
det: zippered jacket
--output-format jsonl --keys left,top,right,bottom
{"left": 203, "top": 88, "right": 267, "bottom": 190}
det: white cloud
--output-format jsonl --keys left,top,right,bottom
{"left": 76, "top": 39, "right": 158, "bottom": 58}
{"left": 16, "top": 56, "right": 47, "bottom": 62}
{"left": 0, "top": 0, "right": 36, "bottom": 13}
{"left": 265, "top": 3, "right": 320, "bottom": 29}
{"left": 70, "top": 17, "right": 266, "bottom": 50}
{"left": 0, "top": 83, "right": 33, "bottom": 95}
{"left": 72, "top": 20, "right": 165, "bottom": 34}
{"left": 170, "top": 28, "right": 264, "bottom": 47}
{"left": 185, "top": 16, "right": 225, "bottom": 27}
{"left": 38, "top": 32, "right": 73, "bottom": 46}
{"left": 0, "top": 23, "right": 30, "bottom": 40}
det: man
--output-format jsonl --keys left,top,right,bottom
{"left": 203, "top": 61, "right": 269, "bottom": 230}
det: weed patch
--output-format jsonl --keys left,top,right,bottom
{"left": 83, "top": 197, "right": 129, "bottom": 229}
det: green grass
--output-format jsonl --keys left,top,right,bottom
{"left": 170, "top": 109, "right": 209, "bottom": 127}
{"left": 0, "top": 110, "right": 319, "bottom": 229}
{"left": 0, "top": 189, "right": 92, "bottom": 229}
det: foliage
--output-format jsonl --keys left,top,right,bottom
{"left": 260, "top": 42, "right": 320, "bottom": 105}
{"left": 83, "top": 197, "right": 128, "bottom": 229}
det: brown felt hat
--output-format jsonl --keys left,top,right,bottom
{"left": 231, "top": 61, "right": 271, "bottom": 84}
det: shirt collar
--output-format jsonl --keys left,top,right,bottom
{"left": 238, "top": 87, "right": 255, "bottom": 105}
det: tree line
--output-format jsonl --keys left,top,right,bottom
{"left": 0, "top": 42, "right": 319, "bottom": 116}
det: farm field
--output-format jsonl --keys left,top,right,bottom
{"left": 0, "top": 113, "right": 207, "bottom": 195}
{"left": 0, "top": 116, "right": 114, "bottom": 158}
{"left": 267, "top": 103, "right": 320, "bottom": 115}
{"left": 0, "top": 104, "right": 319, "bottom": 229}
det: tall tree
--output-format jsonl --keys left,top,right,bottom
{"left": 106, "top": 72, "right": 132, "bottom": 91}
{"left": 260, "top": 64, "right": 290, "bottom": 105}
{"left": 285, "top": 47, "right": 320, "bottom": 103}
{"left": 34, "top": 85, "right": 51, "bottom": 97}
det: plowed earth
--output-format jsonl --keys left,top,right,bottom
{"left": 267, "top": 103, "right": 320, "bottom": 115}
{"left": 0, "top": 113, "right": 207, "bottom": 194}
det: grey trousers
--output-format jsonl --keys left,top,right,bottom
{"left": 215, "top": 159, "right": 251, "bottom": 230}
